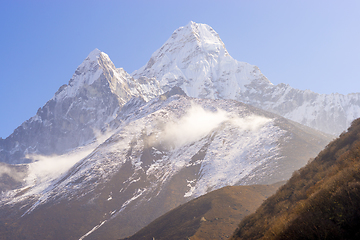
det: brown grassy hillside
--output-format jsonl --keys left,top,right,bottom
{"left": 121, "top": 182, "right": 283, "bottom": 240}
{"left": 231, "top": 118, "right": 360, "bottom": 240}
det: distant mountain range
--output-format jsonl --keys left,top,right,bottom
{"left": 0, "top": 21, "right": 356, "bottom": 239}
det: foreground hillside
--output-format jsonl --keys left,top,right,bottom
{"left": 121, "top": 182, "right": 284, "bottom": 240}
{"left": 232, "top": 118, "right": 360, "bottom": 240}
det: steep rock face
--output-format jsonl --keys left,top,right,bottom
{"left": 133, "top": 21, "right": 360, "bottom": 136}
{"left": 0, "top": 49, "right": 137, "bottom": 163}
{"left": 132, "top": 21, "right": 268, "bottom": 100}
{"left": 0, "top": 94, "right": 332, "bottom": 239}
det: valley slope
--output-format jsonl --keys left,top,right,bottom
{"left": 231, "top": 118, "right": 360, "bottom": 240}
{"left": 120, "top": 182, "right": 284, "bottom": 240}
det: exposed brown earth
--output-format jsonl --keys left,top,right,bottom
{"left": 121, "top": 182, "right": 284, "bottom": 240}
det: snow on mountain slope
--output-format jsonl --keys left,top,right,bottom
{"left": 132, "top": 21, "right": 269, "bottom": 100}
{"left": 0, "top": 21, "right": 353, "bottom": 239}
{"left": 0, "top": 92, "right": 332, "bottom": 239}
{"left": 2, "top": 20, "right": 357, "bottom": 166}
{"left": 133, "top": 21, "right": 360, "bottom": 136}
{"left": 0, "top": 49, "right": 161, "bottom": 165}
{"left": 241, "top": 82, "right": 360, "bottom": 136}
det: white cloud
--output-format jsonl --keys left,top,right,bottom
{"left": 159, "top": 103, "right": 271, "bottom": 149}
{"left": 23, "top": 129, "right": 114, "bottom": 194}
{"left": 230, "top": 115, "right": 271, "bottom": 131}
{"left": 160, "top": 103, "right": 229, "bottom": 149}
{"left": 0, "top": 165, "right": 26, "bottom": 182}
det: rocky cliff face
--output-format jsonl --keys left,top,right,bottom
{"left": 0, "top": 49, "right": 160, "bottom": 164}
{"left": 132, "top": 21, "right": 267, "bottom": 100}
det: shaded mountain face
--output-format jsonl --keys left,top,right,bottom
{"left": 0, "top": 94, "right": 332, "bottom": 239}
{"left": 0, "top": 49, "right": 162, "bottom": 164}
{"left": 0, "top": 50, "right": 132, "bottom": 164}
{"left": 121, "top": 182, "right": 284, "bottom": 240}
{"left": 231, "top": 118, "right": 360, "bottom": 240}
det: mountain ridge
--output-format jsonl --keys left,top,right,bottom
{"left": 132, "top": 21, "right": 360, "bottom": 136}
{"left": 0, "top": 21, "right": 356, "bottom": 240}
{"left": 2, "top": 21, "right": 359, "bottom": 165}
{"left": 0, "top": 49, "right": 130, "bottom": 163}
{"left": 0, "top": 92, "right": 332, "bottom": 239}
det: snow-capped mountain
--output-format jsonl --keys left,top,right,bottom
{"left": 0, "top": 49, "right": 161, "bottom": 164}
{"left": 133, "top": 21, "right": 360, "bottom": 136}
{"left": 0, "top": 91, "right": 331, "bottom": 239}
{"left": 0, "top": 21, "right": 355, "bottom": 239}
{"left": 1, "top": 21, "right": 358, "bottom": 165}
{"left": 132, "top": 21, "right": 264, "bottom": 99}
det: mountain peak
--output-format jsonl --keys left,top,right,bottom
{"left": 183, "top": 20, "right": 205, "bottom": 33}
{"left": 132, "top": 22, "right": 261, "bottom": 99}
{"left": 172, "top": 21, "right": 228, "bottom": 53}
{"left": 53, "top": 49, "right": 105, "bottom": 101}
{"left": 134, "top": 21, "right": 229, "bottom": 74}
{"left": 86, "top": 48, "right": 102, "bottom": 62}
{"left": 131, "top": 22, "right": 232, "bottom": 91}
{"left": 186, "top": 20, "right": 197, "bottom": 26}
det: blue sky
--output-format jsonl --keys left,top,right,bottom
{"left": 1, "top": 0, "right": 360, "bottom": 138}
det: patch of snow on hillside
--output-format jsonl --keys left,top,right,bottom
{"left": 183, "top": 116, "right": 284, "bottom": 198}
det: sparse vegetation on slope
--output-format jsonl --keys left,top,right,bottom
{"left": 231, "top": 118, "right": 360, "bottom": 240}
{"left": 121, "top": 183, "right": 283, "bottom": 240}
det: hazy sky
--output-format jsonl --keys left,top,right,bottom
{"left": 1, "top": 0, "right": 359, "bottom": 138}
